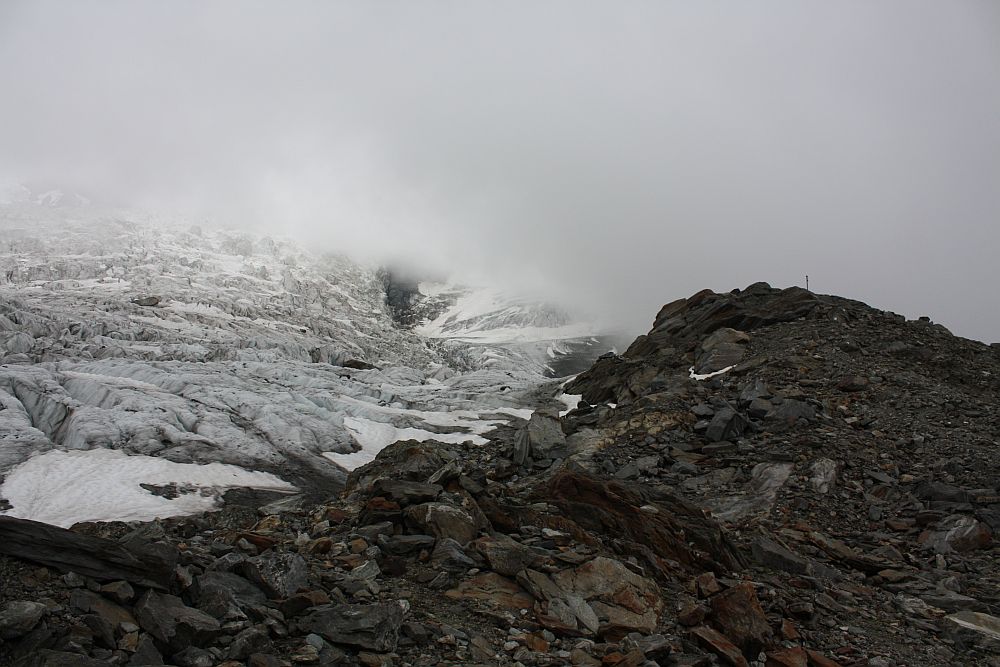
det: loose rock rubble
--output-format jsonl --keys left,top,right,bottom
{"left": 1, "top": 282, "right": 998, "bottom": 666}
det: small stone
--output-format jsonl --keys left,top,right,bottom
{"left": 678, "top": 601, "right": 708, "bottom": 626}
{"left": 289, "top": 643, "right": 321, "bottom": 663}
{"left": 100, "top": 580, "right": 135, "bottom": 604}
{"left": 695, "top": 572, "right": 722, "bottom": 597}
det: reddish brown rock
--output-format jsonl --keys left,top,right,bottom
{"left": 279, "top": 590, "right": 331, "bottom": 618}
{"left": 602, "top": 650, "right": 646, "bottom": 667}
{"left": 765, "top": 647, "right": 808, "bottom": 667}
{"left": 920, "top": 515, "right": 993, "bottom": 553}
{"left": 444, "top": 573, "right": 533, "bottom": 611}
{"left": 540, "top": 471, "right": 745, "bottom": 576}
{"left": 234, "top": 532, "right": 278, "bottom": 552}
{"left": 552, "top": 556, "right": 663, "bottom": 638}
{"left": 695, "top": 572, "right": 722, "bottom": 597}
{"left": 523, "top": 632, "right": 550, "bottom": 652}
{"left": 691, "top": 626, "right": 749, "bottom": 667}
{"left": 709, "top": 582, "right": 773, "bottom": 657}
{"left": 779, "top": 618, "right": 801, "bottom": 641}
{"left": 678, "top": 601, "right": 708, "bottom": 626}
{"left": 805, "top": 650, "right": 844, "bottom": 667}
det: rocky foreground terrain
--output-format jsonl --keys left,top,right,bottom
{"left": 1, "top": 283, "right": 999, "bottom": 667}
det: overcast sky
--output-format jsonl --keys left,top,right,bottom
{"left": 1, "top": 2, "right": 998, "bottom": 341}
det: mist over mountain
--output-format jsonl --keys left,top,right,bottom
{"left": 1, "top": 2, "right": 999, "bottom": 341}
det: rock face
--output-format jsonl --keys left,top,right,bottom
{"left": 558, "top": 283, "right": 1000, "bottom": 666}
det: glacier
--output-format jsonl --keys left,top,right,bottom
{"left": 0, "top": 190, "right": 613, "bottom": 526}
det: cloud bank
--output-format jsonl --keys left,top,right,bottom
{"left": 1, "top": 1, "right": 998, "bottom": 340}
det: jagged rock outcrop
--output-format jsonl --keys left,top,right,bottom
{"left": 0, "top": 516, "right": 177, "bottom": 589}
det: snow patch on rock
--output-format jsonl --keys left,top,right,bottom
{"left": 0, "top": 448, "right": 296, "bottom": 528}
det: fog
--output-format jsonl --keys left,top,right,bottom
{"left": 1, "top": 1, "right": 998, "bottom": 341}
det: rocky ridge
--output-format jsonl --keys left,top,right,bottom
{"left": 1, "top": 283, "right": 997, "bottom": 666}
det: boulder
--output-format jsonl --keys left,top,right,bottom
{"left": 134, "top": 590, "right": 221, "bottom": 652}
{"left": 709, "top": 582, "right": 773, "bottom": 656}
{"left": 430, "top": 538, "right": 476, "bottom": 572}
{"left": 294, "top": 601, "right": 408, "bottom": 652}
{"left": 377, "top": 534, "right": 435, "bottom": 556}
{"left": 705, "top": 408, "right": 750, "bottom": 443}
{"left": 444, "top": 573, "right": 534, "bottom": 612}
{"left": 227, "top": 625, "right": 273, "bottom": 661}
{"left": 371, "top": 479, "right": 442, "bottom": 505}
{"left": 691, "top": 625, "right": 749, "bottom": 667}
{"left": 552, "top": 557, "right": 662, "bottom": 639}
{"left": 0, "top": 601, "right": 47, "bottom": 639}
{"left": 239, "top": 551, "right": 309, "bottom": 598}
{"left": 4, "top": 332, "right": 34, "bottom": 354}
{"left": 69, "top": 589, "right": 137, "bottom": 628}
{"left": 471, "top": 534, "right": 531, "bottom": 576}
{"left": 404, "top": 502, "right": 480, "bottom": 544}
{"left": 694, "top": 328, "right": 750, "bottom": 375}
{"left": 944, "top": 610, "right": 1000, "bottom": 652}
{"left": 515, "top": 409, "right": 567, "bottom": 461}
{"left": 921, "top": 515, "right": 993, "bottom": 553}
{"left": 191, "top": 571, "right": 267, "bottom": 612}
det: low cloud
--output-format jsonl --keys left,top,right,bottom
{"left": 1, "top": 1, "right": 998, "bottom": 340}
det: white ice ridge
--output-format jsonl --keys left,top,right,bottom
{"left": 689, "top": 365, "right": 735, "bottom": 381}
{"left": 0, "top": 449, "right": 296, "bottom": 528}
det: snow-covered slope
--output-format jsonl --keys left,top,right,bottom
{"left": 0, "top": 191, "right": 566, "bottom": 526}
{"left": 414, "top": 282, "right": 590, "bottom": 343}
{"left": 407, "top": 280, "right": 624, "bottom": 377}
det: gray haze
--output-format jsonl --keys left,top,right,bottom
{"left": 1, "top": 1, "right": 999, "bottom": 342}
